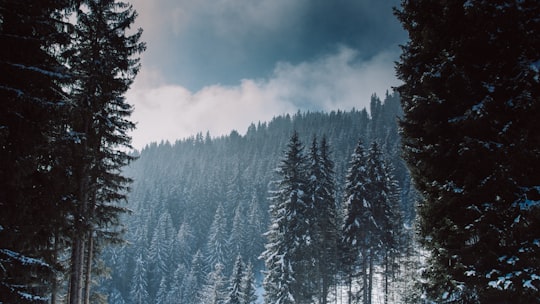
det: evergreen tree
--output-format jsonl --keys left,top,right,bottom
{"left": 226, "top": 255, "right": 244, "bottom": 304}
{"left": 261, "top": 131, "right": 312, "bottom": 304}
{"left": 229, "top": 201, "right": 248, "bottom": 260}
{"left": 63, "top": 0, "right": 145, "bottom": 302}
{"left": 396, "top": 0, "right": 540, "bottom": 302}
{"left": 205, "top": 202, "right": 230, "bottom": 271}
{"left": 199, "top": 263, "right": 227, "bottom": 304}
{"left": 129, "top": 253, "right": 149, "bottom": 304}
{"left": 0, "top": 0, "right": 77, "bottom": 302}
{"left": 182, "top": 250, "right": 205, "bottom": 304}
{"left": 241, "top": 262, "right": 258, "bottom": 304}
{"left": 341, "top": 140, "right": 371, "bottom": 303}
{"left": 307, "top": 136, "right": 339, "bottom": 304}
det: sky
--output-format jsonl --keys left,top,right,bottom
{"left": 126, "top": 0, "right": 408, "bottom": 149}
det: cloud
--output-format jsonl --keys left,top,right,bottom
{"left": 129, "top": 0, "right": 405, "bottom": 90}
{"left": 127, "top": 46, "right": 401, "bottom": 149}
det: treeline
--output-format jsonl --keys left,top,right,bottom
{"left": 98, "top": 94, "right": 421, "bottom": 303}
{"left": 0, "top": 1, "right": 144, "bottom": 303}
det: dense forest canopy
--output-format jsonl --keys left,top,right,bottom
{"left": 98, "top": 93, "right": 419, "bottom": 303}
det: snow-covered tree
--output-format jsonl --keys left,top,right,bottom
{"left": 205, "top": 202, "right": 230, "bottom": 271}
{"left": 341, "top": 140, "right": 371, "bottom": 303}
{"left": 182, "top": 250, "right": 205, "bottom": 304}
{"left": 262, "top": 131, "right": 313, "bottom": 304}
{"left": 241, "top": 262, "right": 258, "bottom": 304}
{"left": 396, "top": 0, "right": 540, "bottom": 302}
{"left": 199, "top": 263, "right": 227, "bottom": 304}
{"left": 172, "top": 221, "right": 196, "bottom": 266}
{"left": 229, "top": 202, "right": 248, "bottom": 260}
{"left": 129, "top": 253, "right": 149, "bottom": 304}
{"left": 307, "top": 136, "right": 339, "bottom": 304}
{"left": 226, "top": 256, "right": 244, "bottom": 304}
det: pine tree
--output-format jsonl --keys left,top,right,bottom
{"left": 307, "top": 136, "right": 339, "bottom": 304}
{"left": 0, "top": 1, "right": 75, "bottom": 302}
{"left": 241, "top": 262, "right": 258, "bottom": 304}
{"left": 229, "top": 201, "right": 248, "bottom": 260}
{"left": 63, "top": 0, "right": 145, "bottom": 303}
{"left": 226, "top": 255, "right": 244, "bottom": 304}
{"left": 396, "top": 0, "right": 540, "bottom": 302}
{"left": 341, "top": 140, "right": 371, "bottom": 304}
{"left": 205, "top": 202, "right": 230, "bottom": 271}
{"left": 261, "top": 131, "right": 312, "bottom": 304}
{"left": 129, "top": 253, "right": 149, "bottom": 304}
{"left": 182, "top": 250, "right": 205, "bottom": 304}
{"left": 199, "top": 263, "right": 227, "bottom": 304}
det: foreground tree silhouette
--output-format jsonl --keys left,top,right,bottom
{"left": 396, "top": 0, "right": 540, "bottom": 302}
{"left": 64, "top": 0, "right": 144, "bottom": 302}
{"left": 0, "top": 1, "right": 75, "bottom": 302}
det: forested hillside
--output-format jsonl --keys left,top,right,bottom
{"left": 98, "top": 92, "right": 418, "bottom": 303}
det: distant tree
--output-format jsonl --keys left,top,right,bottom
{"left": 129, "top": 253, "right": 149, "bottom": 304}
{"left": 166, "top": 263, "right": 186, "bottom": 304}
{"left": 182, "top": 250, "right": 205, "bottom": 304}
{"left": 199, "top": 263, "right": 227, "bottom": 304}
{"left": 396, "top": 0, "right": 540, "bottom": 302}
{"left": 172, "top": 221, "right": 196, "bottom": 266}
{"left": 155, "top": 277, "right": 168, "bottom": 304}
{"left": 229, "top": 201, "right": 248, "bottom": 260}
{"left": 205, "top": 202, "right": 230, "bottom": 270}
{"left": 241, "top": 262, "right": 258, "bottom": 304}
{"left": 261, "top": 131, "right": 312, "bottom": 303}
{"left": 226, "top": 256, "right": 244, "bottom": 304}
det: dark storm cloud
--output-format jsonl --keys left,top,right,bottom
{"left": 133, "top": 0, "right": 406, "bottom": 90}
{"left": 127, "top": 0, "right": 407, "bottom": 148}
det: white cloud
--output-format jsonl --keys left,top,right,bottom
{"left": 127, "top": 46, "right": 401, "bottom": 150}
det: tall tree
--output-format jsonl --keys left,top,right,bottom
{"left": 261, "top": 131, "right": 312, "bottom": 304}
{"left": 64, "top": 0, "right": 144, "bottom": 302}
{"left": 226, "top": 255, "right": 244, "bottom": 304}
{"left": 396, "top": 0, "right": 540, "bottom": 302}
{"left": 0, "top": 1, "right": 75, "bottom": 302}
{"left": 307, "top": 136, "right": 339, "bottom": 304}
{"left": 341, "top": 140, "right": 371, "bottom": 304}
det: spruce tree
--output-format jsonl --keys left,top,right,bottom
{"left": 63, "top": 0, "right": 145, "bottom": 302}
{"left": 0, "top": 1, "right": 75, "bottom": 302}
{"left": 307, "top": 136, "right": 339, "bottom": 304}
{"left": 205, "top": 202, "right": 230, "bottom": 271}
{"left": 241, "top": 262, "right": 258, "bottom": 304}
{"left": 341, "top": 140, "right": 371, "bottom": 303}
{"left": 261, "top": 131, "right": 312, "bottom": 304}
{"left": 396, "top": 0, "right": 540, "bottom": 302}
{"left": 199, "top": 263, "right": 227, "bottom": 304}
{"left": 226, "top": 255, "right": 244, "bottom": 304}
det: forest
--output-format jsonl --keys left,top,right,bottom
{"left": 1, "top": 0, "right": 539, "bottom": 304}
{"left": 98, "top": 93, "right": 422, "bottom": 303}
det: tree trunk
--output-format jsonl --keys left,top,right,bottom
{"left": 368, "top": 252, "right": 373, "bottom": 304}
{"left": 362, "top": 249, "right": 368, "bottom": 304}
{"left": 69, "top": 237, "right": 85, "bottom": 304}
{"left": 384, "top": 251, "right": 389, "bottom": 304}
{"left": 83, "top": 232, "right": 94, "bottom": 304}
